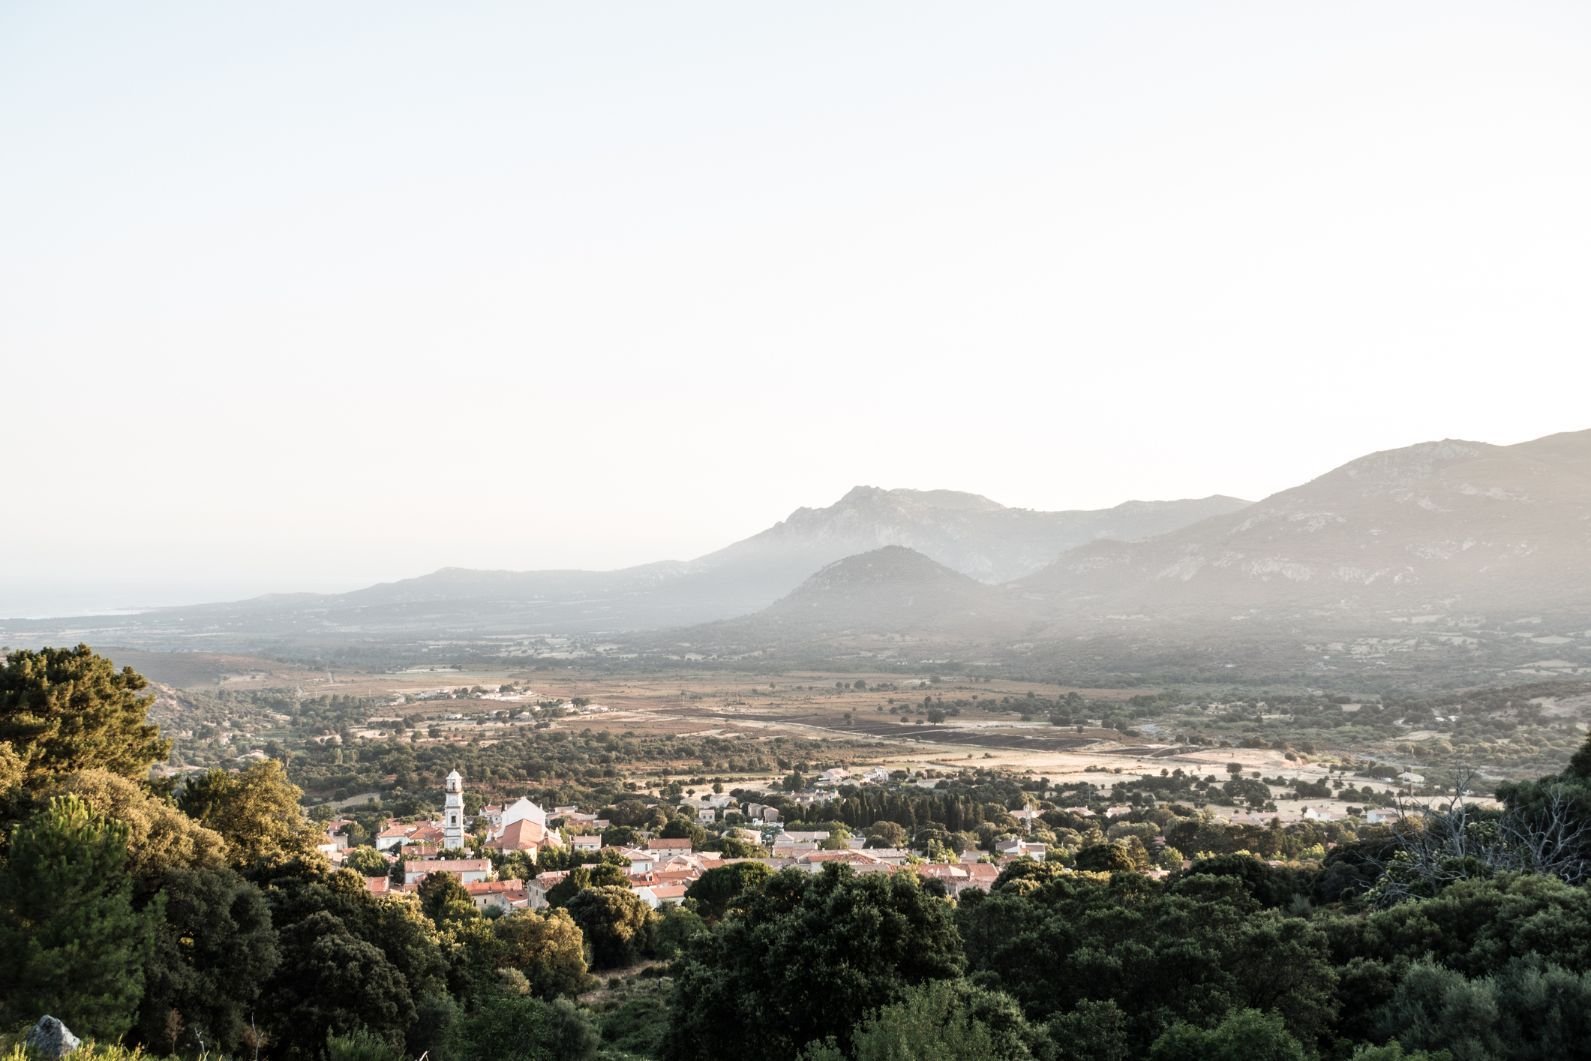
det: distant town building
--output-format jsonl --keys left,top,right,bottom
{"left": 403, "top": 858, "right": 491, "bottom": 887}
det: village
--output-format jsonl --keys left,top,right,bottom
{"left": 317, "top": 766, "right": 1072, "bottom": 914}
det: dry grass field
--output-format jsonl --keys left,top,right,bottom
{"left": 129, "top": 651, "right": 1416, "bottom": 818}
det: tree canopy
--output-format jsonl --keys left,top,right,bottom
{"left": 0, "top": 645, "right": 169, "bottom": 780}
{"left": 665, "top": 865, "right": 964, "bottom": 1059}
{"left": 179, "top": 760, "right": 322, "bottom": 870}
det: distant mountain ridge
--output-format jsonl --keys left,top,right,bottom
{"left": 7, "top": 429, "right": 1589, "bottom": 686}
{"left": 697, "top": 486, "right": 1248, "bottom": 586}
{"left": 1016, "top": 429, "right": 1591, "bottom": 620}
{"left": 0, "top": 487, "right": 1241, "bottom": 645}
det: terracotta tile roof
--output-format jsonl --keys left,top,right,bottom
{"left": 489, "top": 819, "right": 547, "bottom": 851}
{"left": 407, "top": 859, "right": 490, "bottom": 875}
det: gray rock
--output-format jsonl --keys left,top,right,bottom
{"left": 25, "top": 1015, "right": 81, "bottom": 1057}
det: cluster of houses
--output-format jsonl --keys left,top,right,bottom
{"left": 353, "top": 827, "right": 1008, "bottom": 912}
{"left": 324, "top": 769, "right": 1025, "bottom": 914}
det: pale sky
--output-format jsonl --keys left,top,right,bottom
{"left": 3, "top": 3, "right": 1589, "bottom": 616}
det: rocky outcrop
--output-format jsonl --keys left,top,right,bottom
{"left": 25, "top": 1016, "right": 81, "bottom": 1058}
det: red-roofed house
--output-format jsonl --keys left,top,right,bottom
{"left": 376, "top": 821, "right": 419, "bottom": 852}
{"left": 403, "top": 859, "right": 492, "bottom": 887}
{"left": 465, "top": 879, "right": 530, "bottom": 913}
{"left": 912, "top": 861, "right": 1000, "bottom": 897}
{"left": 409, "top": 824, "right": 447, "bottom": 846}
{"left": 797, "top": 850, "right": 891, "bottom": 874}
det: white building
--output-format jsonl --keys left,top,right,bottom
{"left": 501, "top": 796, "right": 548, "bottom": 830}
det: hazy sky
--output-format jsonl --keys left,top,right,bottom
{"left": 3, "top": 3, "right": 1590, "bottom": 615}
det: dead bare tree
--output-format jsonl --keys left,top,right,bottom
{"left": 1362, "top": 769, "right": 1591, "bottom": 905}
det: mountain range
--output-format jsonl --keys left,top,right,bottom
{"left": 660, "top": 430, "right": 1591, "bottom": 681}
{"left": 0, "top": 489, "right": 1242, "bottom": 649}
{"left": 1015, "top": 430, "right": 1591, "bottom": 620}
{"left": 5, "top": 429, "right": 1590, "bottom": 685}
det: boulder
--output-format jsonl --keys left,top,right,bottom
{"left": 25, "top": 1015, "right": 81, "bottom": 1057}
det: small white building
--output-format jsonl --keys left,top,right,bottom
{"left": 994, "top": 838, "right": 1048, "bottom": 860}
{"left": 403, "top": 858, "right": 491, "bottom": 887}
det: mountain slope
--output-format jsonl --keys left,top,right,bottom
{"left": 670, "top": 546, "right": 1033, "bottom": 652}
{"left": 760, "top": 546, "right": 1013, "bottom": 631}
{"left": 1018, "top": 429, "right": 1591, "bottom": 620}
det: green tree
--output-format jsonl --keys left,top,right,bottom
{"left": 846, "top": 979, "right": 1042, "bottom": 1060}
{"left": 1047, "top": 999, "right": 1129, "bottom": 1061}
{"left": 660, "top": 816, "right": 707, "bottom": 846}
{"left": 264, "top": 909, "right": 415, "bottom": 1057}
{"left": 665, "top": 865, "right": 964, "bottom": 1059}
{"left": 1073, "top": 841, "right": 1145, "bottom": 873}
{"left": 958, "top": 872, "right": 1335, "bottom": 1053}
{"left": 714, "top": 834, "right": 769, "bottom": 858}
{"left": 687, "top": 860, "right": 774, "bottom": 920}
{"left": 819, "top": 823, "right": 855, "bottom": 851}
{"left": 546, "top": 861, "right": 629, "bottom": 908}
{"left": 46, "top": 768, "right": 229, "bottom": 883}
{"left": 445, "top": 993, "right": 600, "bottom": 1061}
{"left": 417, "top": 872, "right": 477, "bottom": 928}
{"left": 1563, "top": 730, "right": 1591, "bottom": 779}
{"left": 652, "top": 903, "right": 708, "bottom": 959}
{"left": 135, "top": 866, "right": 279, "bottom": 1055}
{"left": 0, "top": 794, "right": 158, "bottom": 1039}
{"left": 0, "top": 645, "right": 169, "bottom": 780}
{"left": 494, "top": 908, "right": 589, "bottom": 997}
{"left": 866, "top": 821, "right": 909, "bottom": 848}
{"left": 1374, "top": 957, "right": 1591, "bottom": 1061}
{"left": 0, "top": 741, "right": 23, "bottom": 803}
{"left": 343, "top": 846, "right": 391, "bottom": 877}
{"left": 1148, "top": 1009, "right": 1307, "bottom": 1061}
{"left": 256, "top": 867, "right": 448, "bottom": 1059}
{"left": 179, "top": 760, "right": 321, "bottom": 870}
{"left": 566, "top": 885, "right": 653, "bottom": 969}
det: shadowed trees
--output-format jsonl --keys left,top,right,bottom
{"left": 0, "top": 794, "right": 158, "bottom": 1039}
{"left": 665, "top": 865, "right": 964, "bottom": 1059}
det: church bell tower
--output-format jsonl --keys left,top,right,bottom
{"left": 443, "top": 769, "right": 465, "bottom": 850}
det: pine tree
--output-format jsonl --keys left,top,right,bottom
{"left": 0, "top": 645, "right": 169, "bottom": 781}
{"left": 0, "top": 793, "right": 158, "bottom": 1038}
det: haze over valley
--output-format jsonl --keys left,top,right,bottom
{"left": 8, "top": 428, "right": 1589, "bottom": 689}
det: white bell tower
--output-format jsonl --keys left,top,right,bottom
{"left": 443, "top": 769, "right": 465, "bottom": 850}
